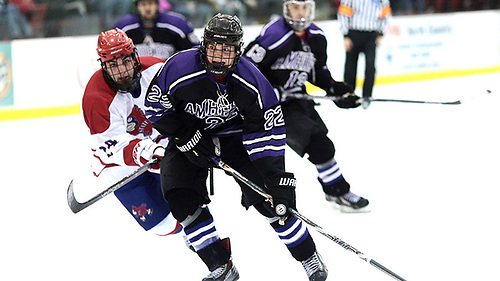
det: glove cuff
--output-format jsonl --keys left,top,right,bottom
{"left": 176, "top": 129, "right": 203, "bottom": 152}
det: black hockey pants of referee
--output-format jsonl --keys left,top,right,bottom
{"left": 343, "top": 30, "right": 378, "bottom": 100}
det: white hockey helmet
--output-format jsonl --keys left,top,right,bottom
{"left": 283, "top": 0, "right": 315, "bottom": 31}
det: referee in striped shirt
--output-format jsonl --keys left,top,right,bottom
{"left": 338, "top": 0, "right": 391, "bottom": 109}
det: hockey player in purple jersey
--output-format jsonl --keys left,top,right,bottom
{"left": 244, "top": 0, "right": 370, "bottom": 213}
{"left": 115, "top": 0, "right": 199, "bottom": 60}
{"left": 145, "top": 13, "right": 327, "bottom": 281}
{"left": 82, "top": 28, "right": 181, "bottom": 237}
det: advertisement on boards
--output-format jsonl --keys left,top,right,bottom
{"left": 0, "top": 43, "right": 13, "bottom": 107}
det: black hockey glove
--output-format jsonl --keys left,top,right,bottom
{"left": 174, "top": 127, "right": 218, "bottom": 168}
{"left": 266, "top": 173, "right": 297, "bottom": 216}
{"left": 327, "top": 81, "right": 352, "bottom": 97}
{"left": 334, "top": 93, "right": 361, "bottom": 109}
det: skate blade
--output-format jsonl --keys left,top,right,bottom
{"left": 331, "top": 202, "right": 371, "bottom": 213}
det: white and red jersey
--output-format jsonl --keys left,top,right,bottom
{"left": 82, "top": 56, "right": 167, "bottom": 178}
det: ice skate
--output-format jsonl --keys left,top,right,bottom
{"left": 326, "top": 191, "right": 370, "bottom": 213}
{"left": 301, "top": 251, "right": 328, "bottom": 281}
{"left": 202, "top": 259, "right": 239, "bottom": 281}
{"left": 361, "top": 97, "right": 371, "bottom": 109}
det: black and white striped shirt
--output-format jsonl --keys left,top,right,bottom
{"left": 338, "top": 0, "right": 391, "bottom": 35}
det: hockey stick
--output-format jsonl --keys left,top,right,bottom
{"left": 281, "top": 91, "right": 491, "bottom": 105}
{"left": 210, "top": 156, "right": 406, "bottom": 281}
{"left": 66, "top": 158, "right": 159, "bottom": 213}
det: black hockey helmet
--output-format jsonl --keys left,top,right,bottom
{"left": 283, "top": 0, "right": 315, "bottom": 31}
{"left": 200, "top": 13, "right": 244, "bottom": 77}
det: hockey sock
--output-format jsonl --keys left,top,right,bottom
{"left": 270, "top": 215, "right": 316, "bottom": 261}
{"left": 179, "top": 206, "right": 231, "bottom": 270}
{"left": 182, "top": 207, "right": 220, "bottom": 253}
{"left": 316, "top": 158, "right": 350, "bottom": 196}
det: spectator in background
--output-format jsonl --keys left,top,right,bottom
{"left": 169, "top": 0, "right": 214, "bottom": 28}
{"left": 208, "top": 0, "right": 254, "bottom": 24}
{"left": 398, "top": 0, "right": 426, "bottom": 14}
{"left": 93, "top": 0, "right": 132, "bottom": 31}
{"left": 9, "top": 0, "right": 47, "bottom": 36}
{"left": 0, "top": 0, "right": 34, "bottom": 39}
{"left": 38, "top": 0, "right": 87, "bottom": 37}
{"left": 337, "top": 0, "right": 391, "bottom": 109}
{"left": 115, "top": 0, "right": 199, "bottom": 60}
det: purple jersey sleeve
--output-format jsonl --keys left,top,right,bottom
{"left": 233, "top": 57, "right": 286, "bottom": 161}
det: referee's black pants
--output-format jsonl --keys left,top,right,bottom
{"left": 343, "top": 30, "right": 378, "bottom": 99}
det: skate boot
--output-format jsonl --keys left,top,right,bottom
{"left": 361, "top": 97, "right": 371, "bottom": 109}
{"left": 202, "top": 260, "right": 239, "bottom": 281}
{"left": 326, "top": 191, "right": 370, "bottom": 213}
{"left": 301, "top": 251, "right": 328, "bottom": 281}
{"left": 202, "top": 238, "right": 239, "bottom": 281}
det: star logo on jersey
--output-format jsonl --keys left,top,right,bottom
{"left": 132, "top": 203, "right": 153, "bottom": 222}
{"left": 127, "top": 105, "right": 153, "bottom": 136}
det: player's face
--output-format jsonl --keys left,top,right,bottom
{"left": 104, "top": 55, "right": 136, "bottom": 86}
{"left": 206, "top": 42, "right": 236, "bottom": 68}
{"left": 287, "top": 2, "right": 312, "bottom": 20}
{"left": 137, "top": 0, "right": 158, "bottom": 20}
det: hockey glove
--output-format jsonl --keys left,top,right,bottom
{"left": 174, "top": 127, "right": 218, "bottom": 168}
{"left": 132, "top": 139, "right": 165, "bottom": 171}
{"left": 334, "top": 93, "right": 362, "bottom": 109}
{"left": 266, "top": 173, "right": 297, "bottom": 216}
{"left": 327, "top": 81, "right": 352, "bottom": 97}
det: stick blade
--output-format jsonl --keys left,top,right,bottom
{"left": 67, "top": 180, "right": 84, "bottom": 214}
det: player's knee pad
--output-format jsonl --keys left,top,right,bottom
{"left": 166, "top": 188, "right": 204, "bottom": 222}
{"left": 305, "top": 133, "right": 335, "bottom": 164}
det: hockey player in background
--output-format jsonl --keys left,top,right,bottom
{"left": 115, "top": 0, "right": 199, "bottom": 60}
{"left": 244, "top": 0, "right": 370, "bottom": 212}
{"left": 81, "top": 28, "right": 181, "bottom": 237}
{"left": 144, "top": 13, "right": 328, "bottom": 281}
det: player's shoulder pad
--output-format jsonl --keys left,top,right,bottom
{"left": 233, "top": 57, "right": 272, "bottom": 87}
{"left": 307, "top": 23, "right": 326, "bottom": 38}
{"left": 156, "top": 11, "right": 195, "bottom": 37}
{"left": 256, "top": 17, "right": 295, "bottom": 50}
{"left": 83, "top": 71, "right": 117, "bottom": 113}
{"left": 157, "top": 48, "right": 202, "bottom": 83}
{"left": 85, "top": 70, "right": 116, "bottom": 98}
{"left": 115, "top": 14, "right": 141, "bottom": 31}
{"left": 233, "top": 57, "right": 280, "bottom": 107}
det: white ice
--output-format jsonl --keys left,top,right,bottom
{"left": 1, "top": 73, "right": 499, "bottom": 281}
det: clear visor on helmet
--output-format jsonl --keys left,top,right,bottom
{"left": 283, "top": 0, "right": 315, "bottom": 31}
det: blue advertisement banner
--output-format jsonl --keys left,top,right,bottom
{"left": 0, "top": 43, "right": 14, "bottom": 107}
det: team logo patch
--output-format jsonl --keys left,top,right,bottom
{"left": 132, "top": 203, "right": 153, "bottom": 222}
{"left": 127, "top": 105, "right": 153, "bottom": 136}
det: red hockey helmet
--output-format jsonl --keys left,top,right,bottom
{"left": 97, "top": 28, "right": 135, "bottom": 62}
{"left": 97, "top": 28, "right": 142, "bottom": 92}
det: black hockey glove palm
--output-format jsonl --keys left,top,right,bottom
{"left": 334, "top": 93, "right": 361, "bottom": 109}
{"left": 327, "top": 81, "right": 361, "bottom": 108}
{"left": 327, "top": 81, "right": 352, "bottom": 97}
{"left": 266, "top": 173, "right": 297, "bottom": 216}
{"left": 174, "top": 127, "right": 217, "bottom": 168}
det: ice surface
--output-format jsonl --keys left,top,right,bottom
{"left": 1, "top": 73, "right": 499, "bottom": 281}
